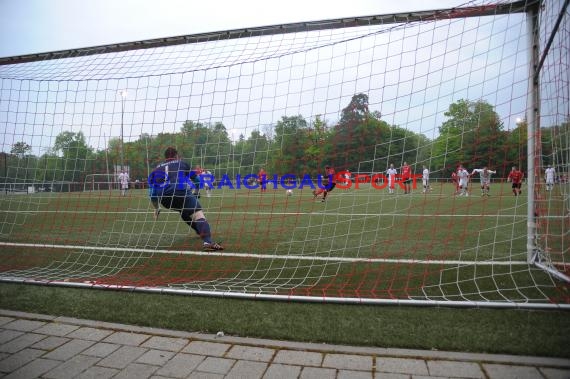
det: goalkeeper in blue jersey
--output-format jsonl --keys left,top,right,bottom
{"left": 148, "top": 147, "right": 223, "bottom": 251}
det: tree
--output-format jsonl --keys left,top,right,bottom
{"left": 271, "top": 115, "right": 311, "bottom": 174}
{"left": 339, "top": 93, "right": 369, "bottom": 126}
{"left": 541, "top": 120, "right": 569, "bottom": 172}
{"left": 505, "top": 118, "right": 528, "bottom": 174}
{"left": 303, "top": 115, "right": 331, "bottom": 173}
{"left": 179, "top": 121, "right": 231, "bottom": 168}
{"left": 52, "top": 131, "right": 92, "bottom": 181}
{"left": 10, "top": 142, "right": 31, "bottom": 158}
{"left": 432, "top": 99, "right": 505, "bottom": 175}
{"left": 53, "top": 131, "right": 90, "bottom": 159}
{"left": 331, "top": 94, "right": 395, "bottom": 172}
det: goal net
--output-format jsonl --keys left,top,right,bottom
{"left": 0, "top": 0, "right": 568, "bottom": 308}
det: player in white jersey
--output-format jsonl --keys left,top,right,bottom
{"left": 202, "top": 169, "right": 213, "bottom": 197}
{"left": 386, "top": 163, "right": 398, "bottom": 194}
{"left": 117, "top": 170, "right": 130, "bottom": 197}
{"left": 457, "top": 165, "right": 470, "bottom": 196}
{"left": 422, "top": 165, "right": 430, "bottom": 193}
{"left": 471, "top": 167, "right": 496, "bottom": 196}
{"left": 545, "top": 165, "right": 556, "bottom": 191}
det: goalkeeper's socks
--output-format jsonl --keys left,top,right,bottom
{"left": 194, "top": 218, "right": 212, "bottom": 244}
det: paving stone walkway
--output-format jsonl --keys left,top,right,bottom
{"left": 0, "top": 309, "right": 569, "bottom": 379}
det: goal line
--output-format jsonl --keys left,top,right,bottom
{"left": 0, "top": 241, "right": 533, "bottom": 266}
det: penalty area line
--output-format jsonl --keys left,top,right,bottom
{"left": 0, "top": 241, "right": 531, "bottom": 266}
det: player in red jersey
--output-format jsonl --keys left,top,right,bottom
{"left": 313, "top": 165, "right": 336, "bottom": 202}
{"left": 258, "top": 167, "right": 267, "bottom": 193}
{"left": 401, "top": 162, "right": 412, "bottom": 194}
{"left": 507, "top": 166, "right": 524, "bottom": 196}
{"left": 450, "top": 166, "right": 460, "bottom": 195}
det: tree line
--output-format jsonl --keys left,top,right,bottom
{"left": 2, "top": 93, "right": 567, "bottom": 188}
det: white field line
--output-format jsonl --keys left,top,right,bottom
{"left": 0, "top": 209, "right": 534, "bottom": 218}
{"left": 0, "top": 241, "right": 532, "bottom": 266}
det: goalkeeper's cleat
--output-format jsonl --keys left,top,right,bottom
{"left": 203, "top": 242, "right": 224, "bottom": 251}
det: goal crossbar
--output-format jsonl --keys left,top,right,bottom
{"left": 0, "top": 1, "right": 537, "bottom": 66}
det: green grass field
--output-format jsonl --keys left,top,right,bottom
{"left": 1, "top": 181, "right": 569, "bottom": 357}
{"left": 1, "top": 181, "right": 568, "bottom": 305}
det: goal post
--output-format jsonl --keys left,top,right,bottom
{"left": 0, "top": 1, "right": 569, "bottom": 308}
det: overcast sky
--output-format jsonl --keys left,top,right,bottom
{"left": 0, "top": 0, "right": 467, "bottom": 58}
{"left": 0, "top": 0, "right": 532, "bottom": 159}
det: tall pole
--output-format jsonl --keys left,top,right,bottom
{"left": 145, "top": 136, "right": 150, "bottom": 177}
{"left": 119, "top": 90, "right": 127, "bottom": 173}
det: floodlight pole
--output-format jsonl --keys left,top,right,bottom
{"left": 119, "top": 90, "right": 127, "bottom": 173}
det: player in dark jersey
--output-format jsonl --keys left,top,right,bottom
{"left": 148, "top": 147, "right": 223, "bottom": 251}
{"left": 313, "top": 165, "right": 336, "bottom": 202}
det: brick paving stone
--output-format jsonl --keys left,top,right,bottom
{"left": 0, "top": 332, "right": 46, "bottom": 353}
{"left": 136, "top": 349, "right": 176, "bottom": 366}
{"left": 273, "top": 349, "right": 323, "bottom": 366}
{"left": 66, "top": 326, "right": 114, "bottom": 341}
{"left": 299, "top": 366, "right": 337, "bottom": 379}
{"left": 226, "top": 345, "right": 275, "bottom": 362}
{"left": 376, "top": 357, "right": 429, "bottom": 375}
{"left": 540, "top": 367, "right": 570, "bottom": 379}
{"left": 0, "top": 329, "right": 24, "bottom": 344}
{"left": 182, "top": 341, "right": 231, "bottom": 357}
{"left": 263, "top": 363, "right": 302, "bottom": 378}
{"left": 3, "top": 358, "right": 61, "bottom": 379}
{"left": 372, "top": 373, "right": 409, "bottom": 379}
{"left": 484, "top": 363, "right": 542, "bottom": 379}
{"left": 113, "top": 362, "right": 159, "bottom": 379}
{"left": 0, "top": 348, "right": 44, "bottom": 373}
{"left": 33, "top": 322, "right": 80, "bottom": 336}
{"left": 141, "top": 336, "right": 188, "bottom": 352}
{"left": 75, "top": 365, "right": 119, "bottom": 379}
{"left": 81, "top": 342, "right": 121, "bottom": 358}
{"left": 188, "top": 372, "right": 225, "bottom": 379}
{"left": 2, "top": 319, "right": 45, "bottom": 332}
{"left": 31, "top": 335, "right": 69, "bottom": 350}
{"left": 195, "top": 356, "right": 236, "bottom": 375}
{"left": 1, "top": 311, "right": 569, "bottom": 379}
{"left": 103, "top": 331, "right": 150, "bottom": 346}
{"left": 322, "top": 353, "right": 373, "bottom": 371}
{"left": 43, "top": 354, "right": 100, "bottom": 378}
{"left": 154, "top": 353, "right": 205, "bottom": 378}
{"left": 225, "top": 360, "right": 267, "bottom": 379}
{"left": 42, "top": 338, "right": 95, "bottom": 361}
{"left": 427, "top": 360, "right": 485, "bottom": 378}
{"left": 0, "top": 317, "right": 14, "bottom": 326}
{"left": 97, "top": 345, "right": 147, "bottom": 369}
{"left": 337, "top": 369, "right": 373, "bottom": 379}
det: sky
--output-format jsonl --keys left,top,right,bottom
{"left": 0, "top": 0, "right": 533, "bottom": 159}
{"left": 0, "top": 0, "right": 467, "bottom": 58}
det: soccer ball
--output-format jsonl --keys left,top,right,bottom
{"left": 286, "top": 189, "right": 293, "bottom": 196}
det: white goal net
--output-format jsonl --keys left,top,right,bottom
{"left": 0, "top": 0, "right": 568, "bottom": 308}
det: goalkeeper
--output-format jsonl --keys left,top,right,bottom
{"left": 148, "top": 147, "right": 224, "bottom": 252}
